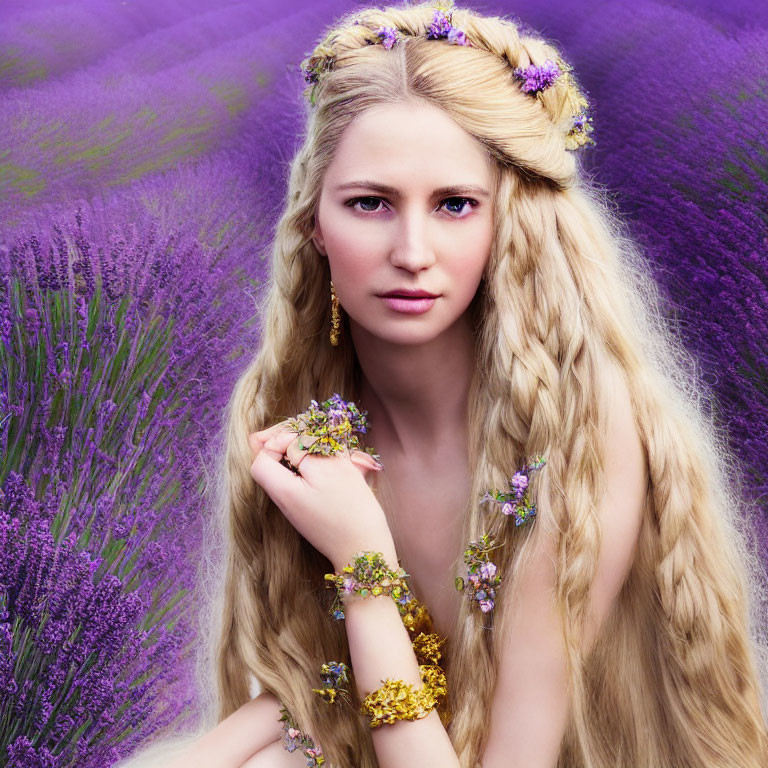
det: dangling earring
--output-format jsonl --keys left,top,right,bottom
{"left": 329, "top": 280, "right": 341, "bottom": 346}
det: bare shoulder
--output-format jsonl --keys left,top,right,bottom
{"left": 166, "top": 691, "right": 285, "bottom": 768}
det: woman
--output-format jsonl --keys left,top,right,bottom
{"left": 118, "top": 2, "right": 768, "bottom": 766}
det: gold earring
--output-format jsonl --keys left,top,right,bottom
{"left": 330, "top": 280, "right": 341, "bottom": 346}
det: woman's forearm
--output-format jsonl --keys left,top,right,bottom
{"left": 339, "top": 548, "right": 461, "bottom": 768}
{"left": 165, "top": 692, "right": 283, "bottom": 768}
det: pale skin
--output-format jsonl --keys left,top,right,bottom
{"left": 168, "top": 100, "right": 648, "bottom": 767}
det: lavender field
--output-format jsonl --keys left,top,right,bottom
{"left": 1, "top": 0, "right": 767, "bottom": 765}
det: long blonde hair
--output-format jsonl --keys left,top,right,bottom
{"left": 120, "top": 2, "right": 768, "bottom": 766}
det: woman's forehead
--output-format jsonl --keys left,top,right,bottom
{"left": 324, "top": 101, "right": 493, "bottom": 189}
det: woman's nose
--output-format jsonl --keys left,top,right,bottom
{"left": 388, "top": 209, "right": 437, "bottom": 272}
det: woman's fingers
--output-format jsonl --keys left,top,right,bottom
{"left": 350, "top": 450, "right": 382, "bottom": 475}
{"left": 249, "top": 422, "right": 294, "bottom": 460}
{"left": 284, "top": 433, "right": 319, "bottom": 469}
{"left": 249, "top": 423, "right": 382, "bottom": 477}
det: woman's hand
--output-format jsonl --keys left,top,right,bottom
{"left": 247, "top": 422, "right": 397, "bottom": 571}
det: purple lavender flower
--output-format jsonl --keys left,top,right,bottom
{"left": 425, "top": 9, "right": 469, "bottom": 46}
{"left": 376, "top": 26, "right": 399, "bottom": 50}
{"left": 0, "top": 201, "right": 261, "bottom": 763}
{"left": 427, "top": 9, "right": 454, "bottom": 39}
{"left": 513, "top": 59, "right": 562, "bottom": 94}
{"left": 447, "top": 27, "right": 468, "bottom": 46}
{"left": 1, "top": 473, "right": 173, "bottom": 766}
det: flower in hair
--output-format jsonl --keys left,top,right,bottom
{"left": 426, "top": 8, "right": 470, "bottom": 46}
{"left": 376, "top": 25, "right": 399, "bottom": 49}
{"left": 480, "top": 456, "right": 547, "bottom": 527}
{"left": 302, "top": 66, "right": 319, "bottom": 85}
{"left": 567, "top": 108, "right": 596, "bottom": 149}
{"left": 513, "top": 59, "right": 562, "bottom": 95}
{"left": 312, "top": 661, "right": 351, "bottom": 705}
{"left": 455, "top": 533, "right": 502, "bottom": 613}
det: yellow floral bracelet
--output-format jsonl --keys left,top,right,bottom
{"left": 360, "top": 663, "right": 448, "bottom": 728}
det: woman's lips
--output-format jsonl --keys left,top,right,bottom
{"left": 380, "top": 296, "right": 437, "bottom": 314}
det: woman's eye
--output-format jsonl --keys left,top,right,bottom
{"left": 348, "top": 196, "right": 384, "bottom": 213}
{"left": 441, "top": 196, "right": 477, "bottom": 216}
{"left": 345, "top": 196, "right": 478, "bottom": 217}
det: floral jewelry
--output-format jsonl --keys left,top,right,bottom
{"left": 286, "top": 394, "right": 380, "bottom": 463}
{"left": 324, "top": 551, "right": 410, "bottom": 620}
{"left": 312, "top": 661, "right": 351, "bottom": 705}
{"left": 360, "top": 664, "right": 448, "bottom": 728}
{"left": 455, "top": 532, "right": 502, "bottom": 613}
{"left": 480, "top": 456, "right": 547, "bottom": 527}
{"left": 329, "top": 280, "right": 341, "bottom": 346}
{"left": 279, "top": 705, "right": 325, "bottom": 766}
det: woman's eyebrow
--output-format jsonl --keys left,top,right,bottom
{"left": 334, "top": 180, "right": 491, "bottom": 198}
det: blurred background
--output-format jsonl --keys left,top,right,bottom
{"left": 1, "top": 1, "right": 767, "bottom": 765}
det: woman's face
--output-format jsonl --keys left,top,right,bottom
{"left": 312, "top": 100, "right": 495, "bottom": 347}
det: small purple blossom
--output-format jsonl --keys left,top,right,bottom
{"left": 511, "top": 471, "right": 529, "bottom": 496}
{"left": 455, "top": 533, "right": 502, "bottom": 614}
{"left": 479, "top": 562, "right": 497, "bottom": 580}
{"left": 302, "top": 66, "right": 319, "bottom": 85}
{"left": 426, "top": 9, "right": 468, "bottom": 46}
{"left": 513, "top": 59, "right": 562, "bottom": 94}
{"left": 447, "top": 27, "right": 468, "bottom": 46}
{"left": 376, "top": 26, "right": 398, "bottom": 50}
{"left": 427, "top": 9, "right": 453, "bottom": 38}
{"left": 480, "top": 457, "right": 547, "bottom": 526}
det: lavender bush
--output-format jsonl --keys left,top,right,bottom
{"left": 0, "top": 200, "right": 266, "bottom": 764}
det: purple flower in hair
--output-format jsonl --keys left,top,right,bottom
{"left": 302, "top": 66, "right": 319, "bottom": 85}
{"left": 455, "top": 533, "right": 502, "bottom": 614}
{"left": 376, "top": 26, "right": 398, "bottom": 50}
{"left": 513, "top": 59, "right": 562, "bottom": 94}
{"left": 427, "top": 9, "right": 453, "bottom": 38}
{"left": 447, "top": 27, "right": 468, "bottom": 46}
{"left": 511, "top": 470, "right": 529, "bottom": 496}
{"left": 426, "top": 8, "right": 468, "bottom": 45}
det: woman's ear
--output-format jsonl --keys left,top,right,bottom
{"left": 312, "top": 220, "right": 327, "bottom": 257}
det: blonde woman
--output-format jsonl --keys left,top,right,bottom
{"left": 117, "top": 2, "right": 768, "bottom": 767}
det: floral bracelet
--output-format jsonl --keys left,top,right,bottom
{"left": 360, "top": 664, "right": 448, "bottom": 728}
{"left": 324, "top": 551, "right": 411, "bottom": 620}
{"left": 279, "top": 705, "right": 325, "bottom": 766}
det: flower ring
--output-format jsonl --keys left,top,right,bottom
{"left": 282, "top": 431, "right": 322, "bottom": 473}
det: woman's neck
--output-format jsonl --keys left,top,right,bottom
{"left": 351, "top": 314, "right": 476, "bottom": 459}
